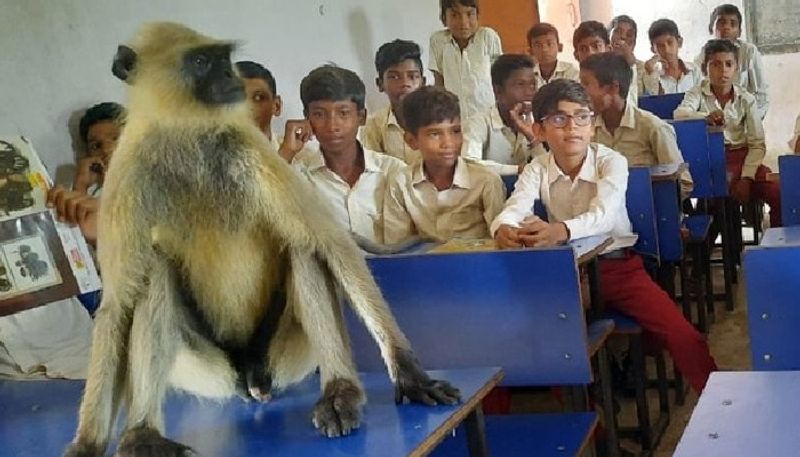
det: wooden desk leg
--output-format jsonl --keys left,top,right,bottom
{"left": 465, "top": 406, "right": 490, "bottom": 457}
{"left": 587, "top": 258, "right": 603, "bottom": 318}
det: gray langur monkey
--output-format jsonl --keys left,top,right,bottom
{"left": 63, "top": 22, "right": 460, "bottom": 457}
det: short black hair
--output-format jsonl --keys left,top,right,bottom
{"left": 400, "top": 86, "right": 460, "bottom": 135}
{"left": 374, "top": 39, "right": 423, "bottom": 78}
{"left": 531, "top": 79, "right": 591, "bottom": 123}
{"left": 491, "top": 54, "right": 535, "bottom": 87}
{"left": 648, "top": 18, "right": 681, "bottom": 43}
{"left": 709, "top": 4, "right": 742, "bottom": 34}
{"left": 573, "top": 21, "right": 610, "bottom": 49}
{"left": 527, "top": 22, "right": 560, "bottom": 45}
{"left": 79, "top": 102, "right": 125, "bottom": 144}
{"left": 609, "top": 14, "right": 638, "bottom": 43}
{"left": 702, "top": 38, "right": 739, "bottom": 69}
{"left": 300, "top": 65, "right": 366, "bottom": 114}
{"left": 235, "top": 61, "right": 277, "bottom": 96}
{"left": 580, "top": 52, "right": 633, "bottom": 99}
{"left": 439, "top": 0, "right": 479, "bottom": 25}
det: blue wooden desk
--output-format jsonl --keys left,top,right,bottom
{"left": 0, "top": 367, "right": 502, "bottom": 457}
{"left": 639, "top": 93, "right": 685, "bottom": 120}
{"left": 779, "top": 155, "right": 800, "bottom": 226}
{"left": 673, "top": 371, "right": 800, "bottom": 457}
{"left": 745, "top": 226, "right": 800, "bottom": 370}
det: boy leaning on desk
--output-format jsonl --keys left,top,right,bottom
{"left": 490, "top": 79, "right": 717, "bottom": 393}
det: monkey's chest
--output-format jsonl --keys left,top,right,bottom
{"left": 158, "top": 227, "right": 284, "bottom": 345}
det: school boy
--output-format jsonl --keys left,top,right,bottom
{"left": 580, "top": 52, "right": 693, "bottom": 196}
{"left": 362, "top": 39, "right": 426, "bottom": 164}
{"left": 527, "top": 22, "right": 579, "bottom": 88}
{"left": 429, "top": 0, "right": 502, "bottom": 121}
{"left": 291, "top": 65, "right": 404, "bottom": 243}
{"left": 643, "top": 19, "right": 703, "bottom": 95}
{"left": 383, "top": 86, "right": 505, "bottom": 243}
{"left": 676, "top": 39, "right": 781, "bottom": 227}
{"left": 608, "top": 15, "right": 646, "bottom": 101}
{"left": 462, "top": 54, "right": 547, "bottom": 175}
{"left": 492, "top": 79, "right": 717, "bottom": 392}
{"left": 696, "top": 4, "right": 768, "bottom": 118}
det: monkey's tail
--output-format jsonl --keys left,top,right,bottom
{"left": 351, "top": 233, "right": 437, "bottom": 255}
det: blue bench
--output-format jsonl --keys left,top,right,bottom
{"left": 779, "top": 155, "right": 800, "bottom": 227}
{"left": 638, "top": 93, "right": 685, "bottom": 120}
{"left": 348, "top": 246, "right": 612, "bottom": 456}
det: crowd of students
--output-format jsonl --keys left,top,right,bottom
{"left": 7, "top": 2, "right": 799, "bottom": 396}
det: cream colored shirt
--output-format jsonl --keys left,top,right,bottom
{"left": 593, "top": 102, "right": 693, "bottom": 196}
{"left": 674, "top": 80, "right": 765, "bottom": 179}
{"left": 292, "top": 145, "right": 404, "bottom": 243}
{"left": 642, "top": 60, "right": 703, "bottom": 95}
{"left": 462, "top": 105, "right": 548, "bottom": 175}
{"left": 360, "top": 107, "right": 420, "bottom": 164}
{"left": 533, "top": 60, "right": 579, "bottom": 88}
{"left": 789, "top": 113, "right": 800, "bottom": 152}
{"left": 384, "top": 157, "right": 506, "bottom": 243}
{"left": 633, "top": 60, "right": 646, "bottom": 98}
{"left": 491, "top": 143, "right": 637, "bottom": 253}
{"left": 694, "top": 39, "right": 769, "bottom": 118}
{"left": 429, "top": 27, "right": 502, "bottom": 121}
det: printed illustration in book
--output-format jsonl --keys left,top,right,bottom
{"left": 0, "top": 136, "right": 101, "bottom": 315}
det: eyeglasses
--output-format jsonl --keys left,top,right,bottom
{"left": 540, "top": 111, "right": 595, "bottom": 128}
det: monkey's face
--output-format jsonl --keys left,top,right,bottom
{"left": 183, "top": 44, "right": 245, "bottom": 106}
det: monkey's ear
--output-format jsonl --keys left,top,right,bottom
{"left": 112, "top": 45, "right": 137, "bottom": 83}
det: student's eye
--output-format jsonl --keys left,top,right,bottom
{"left": 253, "top": 94, "right": 265, "bottom": 102}
{"left": 387, "top": 74, "right": 400, "bottom": 80}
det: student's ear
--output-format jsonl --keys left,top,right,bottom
{"left": 677, "top": 36, "right": 684, "bottom": 48}
{"left": 273, "top": 95, "right": 283, "bottom": 117}
{"left": 651, "top": 44, "right": 657, "bottom": 55}
{"left": 376, "top": 77, "right": 385, "bottom": 93}
{"left": 421, "top": 75, "right": 428, "bottom": 86}
{"left": 573, "top": 50, "right": 579, "bottom": 61}
{"left": 359, "top": 109, "right": 367, "bottom": 126}
{"left": 610, "top": 81, "right": 622, "bottom": 98}
{"left": 558, "top": 43, "right": 563, "bottom": 53}
{"left": 531, "top": 122, "right": 544, "bottom": 139}
{"left": 493, "top": 83, "right": 503, "bottom": 98}
{"left": 404, "top": 131, "right": 419, "bottom": 150}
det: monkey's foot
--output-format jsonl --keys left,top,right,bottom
{"left": 116, "top": 427, "right": 196, "bottom": 457}
{"left": 311, "top": 378, "right": 365, "bottom": 438}
{"left": 394, "top": 347, "right": 461, "bottom": 405}
{"left": 246, "top": 365, "right": 273, "bottom": 403}
{"left": 62, "top": 441, "right": 102, "bottom": 457}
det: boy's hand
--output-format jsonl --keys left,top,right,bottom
{"left": 731, "top": 178, "right": 753, "bottom": 203}
{"left": 518, "top": 220, "right": 569, "bottom": 247}
{"left": 509, "top": 102, "right": 538, "bottom": 144}
{"left": 705, "top": 110, "right": 725, "bottom": 127}
{"left": 494, "top": 224, "right": 523, "bottom": 249}
{"left": 74, "top": 156, "right": 105, "bottom": 194}
{"left": 278, "top": 119, "right": 313, "bottom": 161}
{"left": 644, "top": 55, "right": 664, "bottom": 75}
{"left": 47, "top": 186, "right": 100, "bottom": 243}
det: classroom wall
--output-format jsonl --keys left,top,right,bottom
{"left": 0, "top": 0, "right": 440, "bottom": 181}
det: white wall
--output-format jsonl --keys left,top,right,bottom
{"left": 0, "top": 0, "right": 440, "bottom": 181}
{"left": 604, "top": 0, "right": 799, "bottom": 166}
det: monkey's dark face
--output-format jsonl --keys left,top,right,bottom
{"left": 183, "top": 44, "right": 245, "bottom": 106}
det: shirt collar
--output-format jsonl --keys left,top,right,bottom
{"left": 385, "top": 108, "right": 402, "bottom": 128}
{"left": 699, "top": 79, "right": 741, "bottom": 100}
{"left": 547, "top": 143, "right": 599, "bottom": 185}
{"left": 412, "top": 156, "right": 472, "bottom": 189}
{"left": 308, "top": 142, "right": 380, "bottom": 173}
{"left": 593, "top": 101, "right": 637, "bottom": 132}
{"left": 489, "top": 105, "right": 506, "bottom": 130}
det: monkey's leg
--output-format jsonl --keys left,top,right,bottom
{"left": 63, "top": 299, "right": 133, "bottom": 457}
{"left": 116, "top": 260, "right": 196, "bottom": 457}
{"left": 319, "top": 237, "right": 461, "bottom": 406}
{"left": 290, "top": 251, "right": 364, "bottom": 438}
{"left": 241, "top": 283, "right": 288, "bottom": 402}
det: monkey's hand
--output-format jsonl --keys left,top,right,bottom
{"left": 245, "top": 360, "right": 274, "bottom": 403}
{"left": 393, "top": 348, "right": 461, "bottom": 406}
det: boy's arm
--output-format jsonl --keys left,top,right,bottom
{"left": 742, "top": 96, "right": 767, "bottom": 180}
{"left": 485, "top": 27, "right": 503, "bottom": 57}
{"left": 652, "top": 122, "right": 694, "bottom": 197}
{"left": 564, "top": 62, "right": 580, "bottom": 82}
{"left": 748, "top": 45, "right": 769, "bottom": 119}
{"left": 489, "top": 160, "right": 542, "bottom": 235}
{"left": 481, "top": 171, "right": 508, "bottom": 232}
{"left": 561, "top": 151, "right": 629, "bottom": 240}
{"left": 382, "top": 171, "right": 416, "bottom": 244}
{"left": 673, "top": 86, "right": 707, "bottom": 119}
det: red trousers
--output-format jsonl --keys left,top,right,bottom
{"left": 600, "top": 253, "right": 717, "bottom": 392}
{"left": 726, "top": 146, "right": 782, "bottom": 227}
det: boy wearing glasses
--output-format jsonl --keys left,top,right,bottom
{"left": 491, "top": 80, "right": 716, "bottom": 392}
{"left": 581, "top": 52, "right": 692, "bottom": 197}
